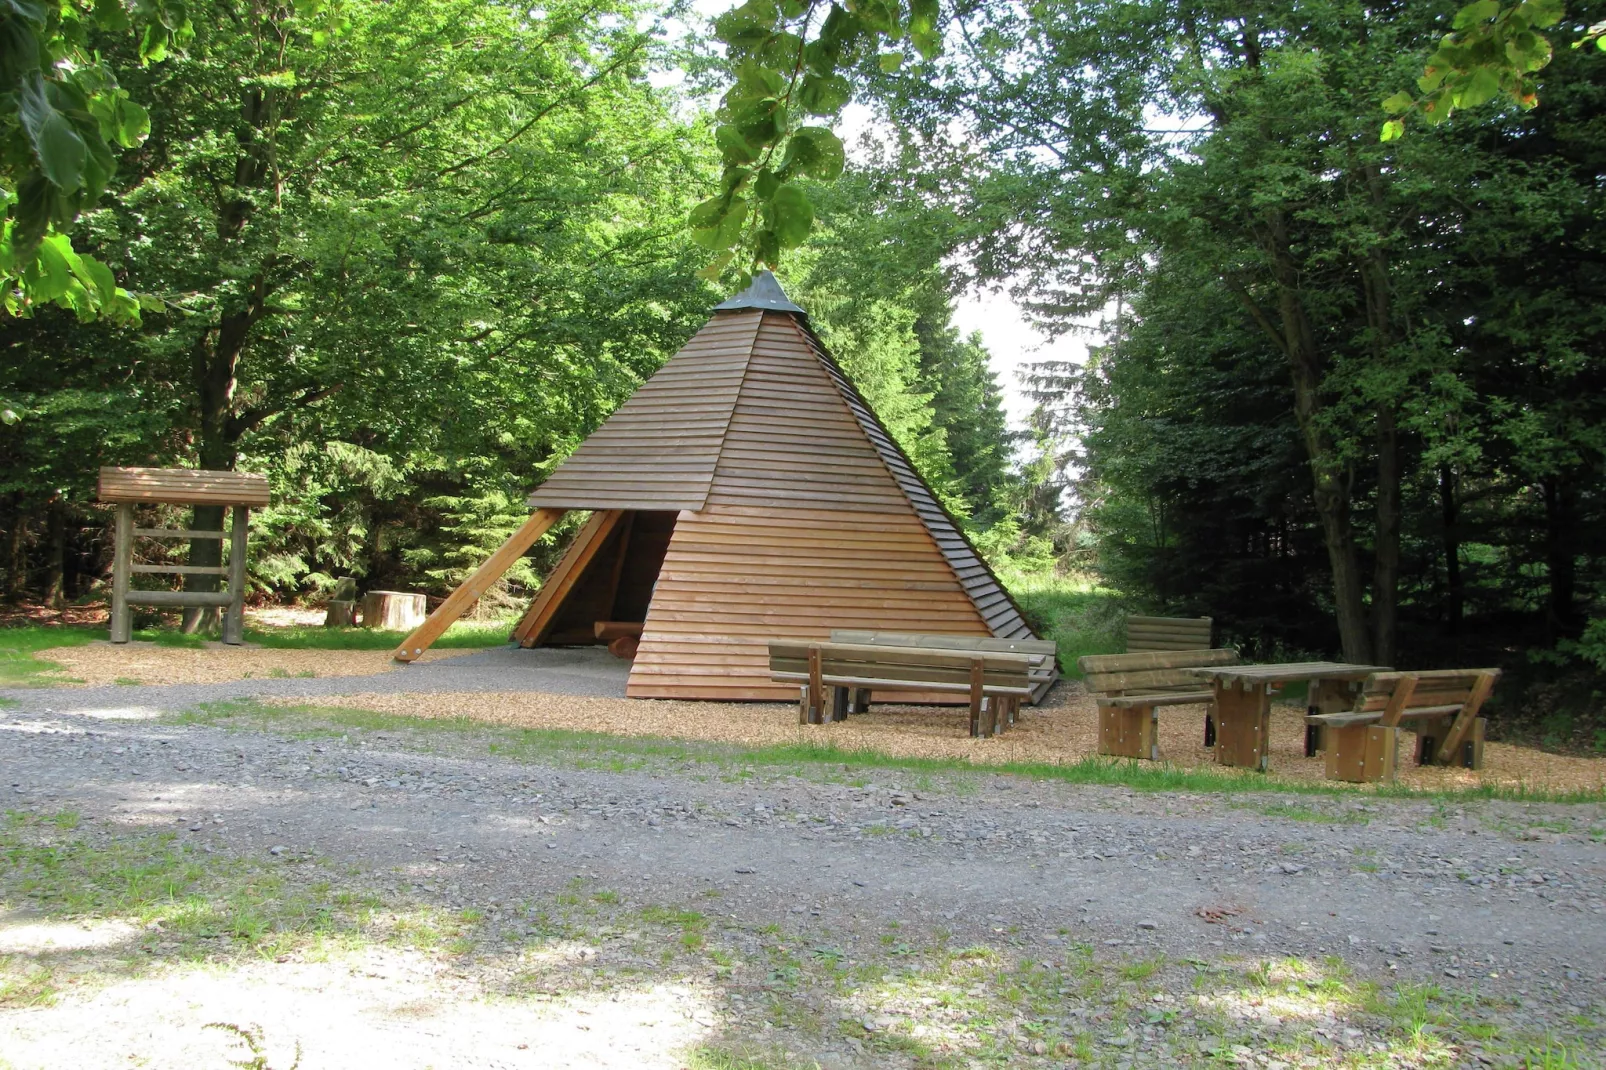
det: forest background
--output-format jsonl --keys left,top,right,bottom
{"left": 0, "top": 0, "right": 1602, "bottom": 749}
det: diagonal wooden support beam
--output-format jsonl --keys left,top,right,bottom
{"left": 511, "top": 509, "right": 626, "bottom": 647}
{"left": 1435, "top": 670, "right": 1498, "bottom": 766}
{"left": 393, "top": 508, "right": 566, "bottom": 662}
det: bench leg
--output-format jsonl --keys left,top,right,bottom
{"left": 1304, "top": 723, "right": 1321, "bottom": 759}
{"left": 1099, "top": 705, "right": 1151, "bottom": 759}
{"left": 850, "top": 688, "right": 871, "bottom": 714}
{"left": 1140, "top": 705, "right": 1159, "bottom": 761}
{"left": 831, "top": 686, "right": 849, "bottom": 722}
{"left": 1463, "top": 717, "right": 1485, "bottom": 770}
{"left": 1204, "top": 712, "right": 1216, "bottom": 749}
{"left": 1326, "top": 724, "right": 1398, "bottom": 783}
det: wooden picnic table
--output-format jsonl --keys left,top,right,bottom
{"left": 1184, "top": 662, "right": 1391, "bottom": 771}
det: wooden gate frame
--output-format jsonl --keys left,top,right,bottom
{"left": 97, "top": 467, "right": 270, "bottom": 645}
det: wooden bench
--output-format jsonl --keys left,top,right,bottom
{"left": 829, "top": 630, "right": 1059, "bottom": 704}
{"left": 1078, "top": 648, "right": 1241, "bottom": 760}
{"left": 1125, "top": 615, "right": 1213, "bottom": 653}
{"left": 1305, "top": 668, "right": 1500, "bottom": 783}
{"left": 769, "top": 641, "right": 1034, "bottom": 737}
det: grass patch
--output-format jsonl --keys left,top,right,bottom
{"left": 996, "top": 570, "right": 1121, "bottom": 678}
{"left": 244, "top": 620, "right": 513, "bottom": 651}
{"left": 174, "top": 699, "right": 1606, "bottom": 805}
{"left": 0, "top": 617, "right": 512, "bottom": 690}
{"left": 0, "top": 809, "right": 404, "bottom": 1004}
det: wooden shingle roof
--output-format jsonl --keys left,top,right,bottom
{"left": 526, "top": 273, "right": 1036, "bottom": 640}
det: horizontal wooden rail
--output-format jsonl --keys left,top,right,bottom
{"left": 133, "top": 527, "right": 228, "bottom": 540}
{"left": 130, "top": 563, "right": 230, "bottom": 575}
{"left": 125, "top": 590, "right": 234, "bottom": 608}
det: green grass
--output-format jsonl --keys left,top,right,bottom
{"left": 996, "top": 570, "right": 1122, "bottom": 678}
{"left": 0, "top": 618, "right": 513, "bottom": 688}
{"left": 244, "top": 620, "right": 514, "bottom": 651}
{"left": 178, "top": 698, "right": 1606, "bottom": 805}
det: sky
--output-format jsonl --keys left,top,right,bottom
{"left": 660, "top": 5, "right": 1097, "bottom": 436}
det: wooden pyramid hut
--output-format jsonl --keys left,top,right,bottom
{"left": 394, "top": 272, "right": 1041, "bottom": 701}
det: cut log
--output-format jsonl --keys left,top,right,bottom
{"left": 361, "top": 590, "right": 427, "bottom": 631}
{"left": 607, "top": 635, "right": 641, "bottom": 660}
{"left": 325, "top": 600, "right": 357, "bottom": 627}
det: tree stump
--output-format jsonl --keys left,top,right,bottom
{"left": 325, "top": 600, "right": 357, "bottom": 627}
{"left": 360, "top": 590, "right": 427, "bottom": 631}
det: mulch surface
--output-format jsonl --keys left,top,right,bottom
{"left": 292, "top": 683, "right": 1606, "bottom": 795}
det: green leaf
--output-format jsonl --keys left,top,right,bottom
{"left": 754, "top": 168, "right": 780, "bottom": 200}
{"left": 908, "top": 0, "right": 941, "bottom": 59}
{"left": 777, "top": 126, "right": 845, "bottom": 181}
{"left": 114, "top": 98, "right": 150, "bottom": 148}
{"left": 878, "top": 52, "right": 903, "bottom": 73}
{"left": 1455, "top": 65, "right": 1501, "bottom": 108}
{"left": 1380, "top": 118, "right": 1405, "bottom": 141}
{"left": 688, "top": 197, "right": 729, "bottom": 230}
{"left": 769, "top": 182, "right": 814, "bottom": 248}
{"left": 18, "top": 73, "right": 88, "bottom": 192}
{"left": 798, "top": 73, "right": 851, "bottom": 115}
{"left": 1516, "top": 0, "right": 1565, "bottom": 28}
{"left": 716, "top": 124, "right": 760, "bottom": 164}
{"left": 1381, "top": 91, "right": 1414, "bottom": 115}
{"left": 1452, "top": 0, "right": 1500, "bottom": 30}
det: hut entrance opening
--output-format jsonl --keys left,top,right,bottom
{"left": 509, "top": 510, "right": 677, "bottom": 658}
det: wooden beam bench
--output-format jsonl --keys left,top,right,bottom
{"left": 768, "top": 641, "right": 1034, "bottom": 738}
{"left": 1306, "top": 668, "right": 1500, "bottom": 783}
{"left": 829, "top": 630, "right": 1059, "bottom": 704}
{"left": 1078, "top": 648, "right": 1241, "bottom": 760}
{"left": 1125, "top": 615, "right": 1213, "bottom": 653}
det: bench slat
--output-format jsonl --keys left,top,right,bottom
{"left": 1307, "top": 704, "right": 1465, "bottom": 728}
{"left": 1098, "top": 691, "right": 1215, "bottom": 709}
{"left": 773, "top": 670, "right": 1032, "bottom": 696}
{"left": 1078, "top": 648, "right": 1238, "bottom": 675}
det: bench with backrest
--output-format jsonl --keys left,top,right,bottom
{"left": 829, "top": 630, "right": 1059, "bottom": 705}
{"left": 1305, "top": 668, "right": 1500, "bottom": 783}
{"left": 1125, "top": 615, "right": 1213, "bottom": 653}
{"left": 1077, "top": 648, "right": 1241, "bottom": 760}
{"left": 768, "top": 640, "right": 1034, "bottom": 738}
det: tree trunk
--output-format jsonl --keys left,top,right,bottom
{"left": 1370, "top": 400, "right": 1401, "bottom": 667}
{"left": 1264, "top": 213, "right": 1373, "bottom": 664}
{"left": 1439, "top": 465, "right": 1463, "bottom": 639}
{"left": 5, "top": 505, "right": 29, "bottom": 604}
{"left": 1357, "top": 240, "right": 1401, "bottom": 667}
{"left": 43, "top": 499, "right": 66, "bottom": 610}
{"left": 1542, "top": 476, "right": 1579, "bottom": 641}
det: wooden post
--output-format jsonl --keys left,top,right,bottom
{"left": 968, "top": 657, "right": 984, "bottom": 738}
{"left": 222, "top": 505, "right": 248, "bottom": 645}
{"left": 807, "top": 645, "right": 824, "bottom": 725}
{"left": 831, "top": 686, "right": 849, "bottom": 721}
{"left": 395, "top": 508, "right": 564, "bottom": 661}
{"left": 110, "top": 503, "right": 133, "bottom": 643}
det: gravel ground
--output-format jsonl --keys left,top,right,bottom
{"left": 21, "top": 643, "right": 1606, "bottom": 793}
{"left": 1, "top": 669, "right": 1604, "bottom": 1068}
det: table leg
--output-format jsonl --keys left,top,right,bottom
{"left": 1215, "top": 681, "right": 1271, "bottom": 772}
{"left": 1306, "top": 678, "right": 1356, "bottom": 757}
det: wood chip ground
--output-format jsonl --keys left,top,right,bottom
{"left": 290, "top": 683, "right": 1606, "bottom": 795}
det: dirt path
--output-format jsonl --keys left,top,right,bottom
{"left": 1, "top": 689, "right": 1603, "bottom": 1068}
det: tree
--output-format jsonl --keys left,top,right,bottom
{"left": 1, "top": 0, "right": 718, "bottom": 614}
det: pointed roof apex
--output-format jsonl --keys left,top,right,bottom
{"left": 714, "top": 270, "right": 805, "bottom": 314}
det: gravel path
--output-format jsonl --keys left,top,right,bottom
{"left": 1, "top": 672, "right": 1604, "bottom": 1068}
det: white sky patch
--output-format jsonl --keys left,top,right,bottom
{"left": 951, "top": 287, "right": 1097, "bottom": 431}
